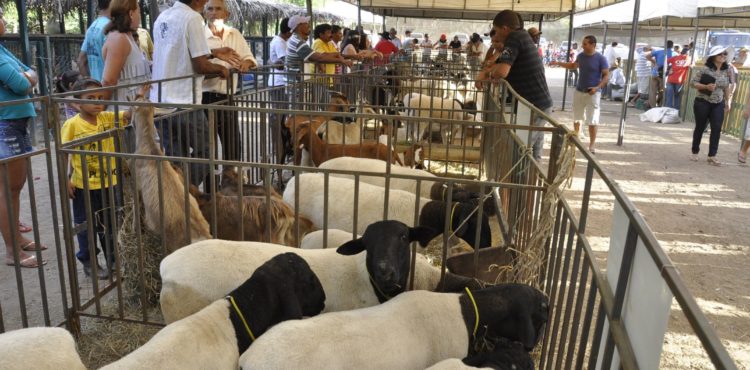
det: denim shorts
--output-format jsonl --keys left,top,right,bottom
{"left": 0, "top": 118, "right": 33, "bottom": 159}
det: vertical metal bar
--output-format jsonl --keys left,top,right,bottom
{"left": 588, "top": 301, "right": 608, "bottom": 370}
{"left": 129, "top": 162, "right": 149, "bottom": 321}
{"left": 617, "top": 0, "right": 641, "bottom": 146}
{"left": 662, "top": 17, "right": 670, "bottom": 90}
{"left": 439, "top": 182, "right": 454, "bottom": 291}
{"left": 544, "top": 221, "right": 576, "bottom": 370}
{"left": 16, "top": 0, "right": 32, "bottom": 65}
{"left": 208, "top": 109, "right": 218, "bottom": 238}
{"left": 3, "top": 162, "right": 28, "bottom": 327}
{"left": 561, "top": 9, "right": 574, "bottom": 111}
{"left": 601, "top": 21, "right": 608, "bottom": 57}
{"left": 577, "top": 277, "right": 600, "bottom": 369}
{"left": 565, "top": 257, "right": 592, "bottom": 370}
{"left": 80, "top": 153, "right": 102, "bottom": 315}
{"left": 554, "top": 238, "right": 584, "bottom": 370}
{"left": 579, "top": 163, "right": 595, "bottom": 233}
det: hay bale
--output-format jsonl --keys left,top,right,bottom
{"left": 117, "top": 181, "right": 165, "bottom": 309}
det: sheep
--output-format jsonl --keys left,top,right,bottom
{"left": 319, "top": 156, "right": 438, "bottom": 199}
{"left": 426, "top": 339, "right": 534, "bottom": 370}
{"left": 131, "top": 95, "right": 211, "bottom": 253}
{"left": 419, "top": 200, "right": 492, "bottom": 249}
{"left": 283, "top": 173, "right": 430, "bottom": 234}
{"left": 294, "top": 123, "right": 403, "bottom": 167}
{"left": 300, "top": 228, "right": 356, "bottom": 249}
{"left": 188, "top": 185, "right": 314, "bottom": 246}
{"left": 102, "top": 253, "right": 325, "bottom": 370}
{"left": 238, "top": 283, "right": 549, "bottom": 370}
{"left": 0, "top": 327, "right": 86, "bottom": 370}
{"left": 430, "top": 182, "right": 497, "bottom": 215}
{"left": 402, "top": 92, "right": 474, "bottom": 144}
{"left": 315, "top": 106, "right": 381, "bottom": 145}
{"left": 159, "top": 220, "right": 481, "bottom": 323}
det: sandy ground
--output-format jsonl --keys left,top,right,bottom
{"left": 0, "top": 67, "right": 747, "bottom": 369}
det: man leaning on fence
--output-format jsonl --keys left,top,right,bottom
{"left": 478, "top": 10, "right": 553, "bottom": 161}
{"left": 203, "top": 0, "right": 257, "bottom": 164}
{"left": 150, "top": 0, "right": 233, "bottom": 187}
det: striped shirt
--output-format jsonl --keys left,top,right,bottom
{"left": 496, "top": 30, "right": 552, "bottom": 111}
{"left": 80, "top": 16, "right": 110, "bottom": 81}
{"left": 634, "top": 51, "right": 651, "bottom": 78}
{"left": 286, "top": 33, "right": 315, "bottom": 76}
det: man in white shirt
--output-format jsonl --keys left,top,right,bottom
{"left": 151, "top": 0, "right": 235, "bottom": 186}
{"left": 389, "top": 28, "right": 402, "bottom": 50}
{"left": 268, "top": 18, "right": 293, "bottom": 165}
{"left": 420, "top": 34, "right": 433, "bottom": 62}
{"left": 202, "top": 0, "right": 257, "bottom": 162}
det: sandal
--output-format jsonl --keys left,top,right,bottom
{"left": 5, "top": 255, "right": 45, "bottom": 268}
{"left": 20, "top": 241, "right": 48, "bottom": 252}
{"left": 18, "top": 222, "right": 32, "bottom": 233}
{"left": 739, "top": 152, "right": 747, "bottom": 164}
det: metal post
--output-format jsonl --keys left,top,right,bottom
{"left": 662, "top": 16, "right": 670, "bottom": 90}
{"left": 602, "top": 21, "right": 608, "bottom": 55}
{"left": 87, "top": 0, "right": 96, "bottom": 27}
{"left": 15, "top": 0, "right": 31, "bottom": 66}
{"left": 382, "top": 14, "right": 386, "bottom": 33}
{"left": 561, "top": 9, "right": 574, "bottom": 111}
{"left": 78, "top": 7, "right": 85, "bottom": 33}
{"left": 691, "top": 12, "right": 700, "bottom": 62}
{"left": 38, "top": 9, "right": 45, "bottom": 34}
{"left": 357, "top": 0, "right": 362, "bottom": 29}
{"left": 139, "top": 0, "right": 147, "bottom": 29}
{"left": 538, "top": 15, "right": 543, "bottom": 33}
{"left": 617, "top": 0, "right": 641, "bottom": 146}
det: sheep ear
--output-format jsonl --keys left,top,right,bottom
{"left": 336, "top": 239, "right": 366, "bottom": 255}
{"left": 409, "top": 226, "right": 439, "bottom": 247}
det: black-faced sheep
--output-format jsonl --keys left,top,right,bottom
{"left": 102, "top": 253, "right": 325, "bottom": 369}
{"left": 419, "top": 199, "right": 492, "bottom": 249}
{"left": 160, "top": 221, "right": 481, "bottom": 323}
{"left": 238, "top": 284, "right": 549, "bottom": 370}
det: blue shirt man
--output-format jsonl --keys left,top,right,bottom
{"left": 649, "top": 40, "right": 675, "bottom": 77}
{"left": 77, "top": 0, "right": 112, "bottom": 81}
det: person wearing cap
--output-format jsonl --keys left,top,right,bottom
{"left": 664, "top": 45, "right": 692, "bottom": 110}
{"left": 551, "top": 35, "right": 609, "bottom": 154}
{"left": 689, "top": 45, "right": 735, "bottom": 166}
{"left": 433, "top": 34, "right": 449, "bottom": 60}
{"left": 734, "top": 47, "right": 748, "bottom": 68}
{"left": 527, "top": 27, "right": 541, "bottom": 45}
{"left": 478, "top": 10, "right": 553, "bottom": 160}
{"left": 285, "top": 14, "right": 352, "bottom": 107}
{"left": 150, "top": 0, "right": 235, "bottom": 187}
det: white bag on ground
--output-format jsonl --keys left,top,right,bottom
{"left": 639, "top": 107, "right": 681, "bottom": 124}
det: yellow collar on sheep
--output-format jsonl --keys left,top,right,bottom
{"left": 464, "top": 287, "right": 480, "bottom": 338}
{"left": 227, "top": 295, "right": 256, "bottom": 342}
{"left": 449, "top": 202, "right": 460, "bottom": 233}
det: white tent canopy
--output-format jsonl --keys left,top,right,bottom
{"left": 573, "top": 0, "right": 698, "bottom": 28}
{"left": 322, "top": 0, "right": 383, "bottom": 24}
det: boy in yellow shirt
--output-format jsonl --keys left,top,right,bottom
{"left": 61, "top": 78, "right": 130, "bottom": 279}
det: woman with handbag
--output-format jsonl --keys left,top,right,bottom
{"left": 690, "top": 45, "right": 735, "bottom": 166}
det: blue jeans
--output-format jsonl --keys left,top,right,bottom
{"left": 72, "top": 186, "right": 120, "bottom": 265}
{"left": 155, "top": 110, "right": 210, "bottom": 186}
{"left": 665, "top": 83, "right": 683, "bottom": 110}
{"left": 0, "top": 118, "right": 32, "bottom": 159}
{"left": 692, "top": 98, "right": 724, "bottom": 157}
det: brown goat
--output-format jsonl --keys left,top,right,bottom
{"left": 131, "top": 94, "right": 211, "bottom": 253}
{"left": 284, "top": 93, "right": 351, "bottom": 134}
{"left": 188, "top": 185, "right": 315, "bottom": 247}
{"left": 294, "top": 123, "right": 404, "bottom": 167}
{"left": 219, "top": 166, "right": 281, "bottom": 198}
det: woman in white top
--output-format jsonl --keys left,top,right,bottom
{"left": 101, "top": 0, "right": 151, "bottom": 102}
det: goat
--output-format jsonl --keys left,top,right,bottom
{"left": 131, "top": 95, "right": 210, "bottom": 253}
{"left": 219, "top": 166, "right": 280, "bottom": 197}
{"left": 294, "top": 123, "right": 403, "bottom": 166}
{"left": 188, "top": 185, "right": 314, "bottom": 246}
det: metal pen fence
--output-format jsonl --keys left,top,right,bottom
{"left": 0, "top": 62, "right": 739, "bottom": 369}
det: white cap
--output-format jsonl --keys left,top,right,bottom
{"left": 289, "top": 15, "right": 311, "bottom": 31}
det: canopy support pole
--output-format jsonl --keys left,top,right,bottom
{"left": 617, "top": 0, "right": 641, "bottom": 146}
{"left": 79, "top": 7, "right": 85, "bottom": 33}
{"left": 691, "top": 12, "right": 700, "bottom": 62}
{"left": 538, "top": 15, "right": 542, "bottom": 32}
{"left": 14, "top": 0, "right": 31, "bottom": 65}
{"left": 602, "top": 21, "right": 608, "bottom": 54}
{"left": 561, "top": 9, "right": 574, "bottom": 112}
{"left": 662, "top": 16, "right": 670, "bottom": 90}
{"left": 357, "top": 0, "right": 362, "bottom": 29}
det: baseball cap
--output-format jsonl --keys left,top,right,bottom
{"left": 528, "top": 27, "right": 542, "bottom": 37}
{"left": 288, "top": 15, "right": 310, "bottom": 31}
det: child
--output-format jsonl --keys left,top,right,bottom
{"left": 61, "top": 78, "right": 130, "bottom": 279}
{"left": 55, "top": 70, "right": 80, "bottom": 119}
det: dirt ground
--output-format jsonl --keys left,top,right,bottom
{"left": 0, "top": 67, "right": 747, "bottom": 369}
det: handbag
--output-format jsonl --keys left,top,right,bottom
{"left": 698, "top": 73, "right": 716, "bottom": 95}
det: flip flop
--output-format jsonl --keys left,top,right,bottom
{"left": 21, "top": 241, "right": 48, "bottom": 252}
{"left": 5, "top": 255, "right": 46, "bottom": 268}
{"left": 739, "top": 152, "right": 747, "bottom": 164}
{"left": 18, "top": 222, "right": 32, "bottom": 233}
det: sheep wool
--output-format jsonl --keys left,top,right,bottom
{"left": 319, "top": 156, "right": 438, "bottom": 199}
{"left": 300, "top": 229, "right": 358, "bottom": 249}
{"left": 0, "top": 327, "right": 86, "bottom": 370}
{"left": 283, "top": 173, "right": 430, "bottom": 234}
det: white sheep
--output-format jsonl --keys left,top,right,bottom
{"left": 160, "top": 221, "right": 479, "bottom": 323}
{"left": 300, "top": 228, "right": 357, "bottom": 249}
{"left": 318, "top": 156, "right": 438, "bottom": 200}
{"left": 102, "top": 253, "right": 325, "bottom": 369}
{"left": 426, "top": 339, "right": 534, "bottom": 370}
{"left": 0, "top": 327, "right": 85, "bottom": 370}
{"left": 402, "top": 92, "right": 470, "bottom": 144}
{"left": 283, "top": 173, "right": 430, "bottom": 234}
{"left": 238, "top": 284, "right": 549, "bottom": 370}
{"left": 316, "top": 120, "right": 362, "bottom": 145}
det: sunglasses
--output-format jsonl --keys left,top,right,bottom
{"left": 718, "top": 52, "right": 728, "bottom": 56}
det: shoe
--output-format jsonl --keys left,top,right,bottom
{"left": 82, "top": 261, "right": 110, "bottom": 280}
{"left": 739, "top": 152, "right": 747, "bottom": 164}
{"left": 5, "top": 254, "right": 45, "bottom": 268}
{"left": 707, "top": 156, "right": 721, "bottom": 166}
{"left": 20, "top": 241, "right": 48, "bottom": 252}
{"left": 689, "top": 154, "right": 699, "bottom": 162}
{"left": 18, "top": 222, "right": 32, "bottom": 233}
